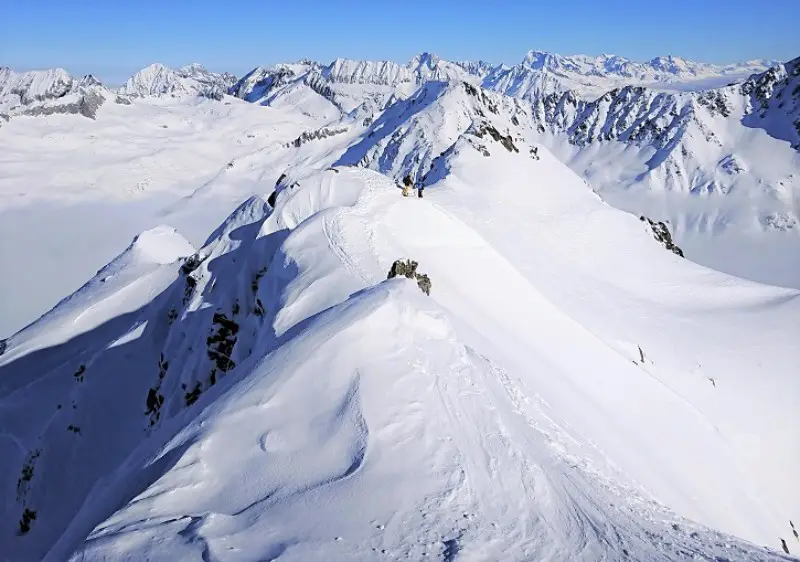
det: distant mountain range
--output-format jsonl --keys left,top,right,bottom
{"left": 1, "top": 50, "right": 797, "bottom": 233}
{"left": 0, "top": 50, "right": 779, "bottom": 111}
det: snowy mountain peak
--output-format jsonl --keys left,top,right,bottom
{"left": 648, "top": 55, "right": 692, "bottom": 74}
{"left": 0, "top": 67, "right": 75, "bottom": 107}
{"left": 77, "top": 74, "right": 103, "bottom": 87}
{"left": 118, "top": 63, "right": 236, "bottom": 100}
{"left": 409, "top": 51, "right": 441, "bottom": 69}
{"left": 522, "top": 49, "right": 562, "bottom": 69}
{"left": 179, "top": 62, "right": 208, "bottom": 74}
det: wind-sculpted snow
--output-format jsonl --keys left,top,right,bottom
{"left": 1, "top": 145, "right": 797, "bottom": 560}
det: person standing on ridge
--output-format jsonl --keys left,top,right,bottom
{"left": 402, "top": 175, "right": 412, "bottom": 197}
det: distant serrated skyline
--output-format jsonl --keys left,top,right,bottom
{"left": 4, "top": 0, "right": 799, "bottom": 85}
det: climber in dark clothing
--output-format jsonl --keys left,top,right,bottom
{"left": 402, "top": 175, "right": 413, "bottom": 197}
{"left": 417, "top": 182, "right": 424, "bottom": 198}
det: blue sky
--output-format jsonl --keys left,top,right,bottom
{"left": 3, "top": 0, "right": 799, "bottom": 84}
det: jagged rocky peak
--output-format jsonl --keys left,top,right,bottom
{"left": 78, "top": 74, "right": 103, "bottom": 87}
{"left": 179, "top": 62, "right": 236, "bottom": 87}
{"left": 522, "top": 49, "right": 562, "bottom": 70}
{"left": 739, "top": 56, "right": 800, "bottom": 149}
{"left": 648, "top": 55, "right": 694, "bottom": 75}
{"left": 0, "top": 67, "right": 123, "bottom": 123}
{"left": 453, "top": 59, "right": 496, "bottom": 77}
{"left": 335, "top": 78, "right": 529, "bottom": 184}
{"left": 178, "top": 62, "right": 209, "bottom": 76}
{"left": 119, "top": 62, "right": 236, "bottom": 100}
{"left": 409, "top": 51, "right": 440, "bottom": 70}
{"left": 0, "top": 67, "right": 75, "bottom": 106}
{"left": 324, "top": 57, "right": 413, "bottom": 85}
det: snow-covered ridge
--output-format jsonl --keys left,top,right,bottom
{"left": 0, "top": 67, "right": 129, "bottom": 123}
{"left": 482, "top": 50, "right": 777, "bottom": 100}
{"left": 0, "top": 67, "right": 74, "bottom": 108}
{"left": 1, "top": 145, "right": 797, "bottom": 560}
{"left": 118, "top": 63, "right": 236, "bottom": 100}
{"left": 230, "top": 50, "right": 774, "bottom": 102}
{"left": 520, "top": 50, "right": 774, "bottom": 82}
{"left": 741, "top": 55, "right": 800, "bottom": 149}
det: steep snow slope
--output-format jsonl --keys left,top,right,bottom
{"left": 336, "top": 80, "right": 529, "bottom": 182}
{"left": 1, "top": 137, "right": 797, "bottom": 560}
{"left": 741, "top": 56, "right": 800, "bottom": 149}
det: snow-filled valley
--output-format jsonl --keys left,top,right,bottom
{"left": 0, "top": 51, "right": 799, "bottom": 561}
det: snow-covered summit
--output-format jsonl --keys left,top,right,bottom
{"left": 0, "top": 67, "right": 129, "bottom": 124}
{"left": 741, "top": 55, "right": 800, "bottom": 149}
{"left": 0, "top": 67, "right": 75, "bottom": 111}
{"left": 118, "top": 63, "right": 236, "bottom": 100}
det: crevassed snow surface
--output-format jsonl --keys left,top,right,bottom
{"left": 1, "top": 135, "right": 797, "bottom": 561}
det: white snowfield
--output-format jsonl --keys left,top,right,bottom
{"left": 1, "top": 134, "right": 798, "bottom": 560}
{"left": 0, "top": 50, "right": 799, "bottom": 561}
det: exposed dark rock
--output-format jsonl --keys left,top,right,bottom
{"left": 19, "top": 89, "right": 106, "bottom": 120}
{"left": 180, "top": 253, "right": 204, "bottom": 275}
{"left": 17, "top": 449, "right": 40, "bottom": 502}
{"left": 471, "top": 122, "right": 519, "bottom": 153}
{"left": 639, "top": 216, "right": 684, "bottom": 257}
{"left": 286, "top": 126, "right": 348, "bottom": 148}
{"left": 184, "top": 382, "right": 203, "bottom": 406}
{"left": 18, "top": 508, "right": 36, "bottom": 535}
{"left": 145, "top": 387, "right": 164, "bottom": 425}
{"left": 252, "top": 267, "right": 267, "bottom": 294}
{"left": 73, "top": 364, "right": 86, "bottom": 382}
{"left": 0, "top": 338, "right": 6, "bottom": 356}
{"left": 183, "top": 274, "right": 198, "bottom": 303}
{"left": 254, "top": 298, "right": 266, "bottom": 317}
{"left": 267, "top": 191, "right": 277, "bottom": 207}
{"left": 387, "top": 259, "right": 432, "bottom": 295}
{"left": 388, "top": 259, "right": 418, "bottom": 279}
{"left": 206, "top": 312, "right": 239, "bottom": 373}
